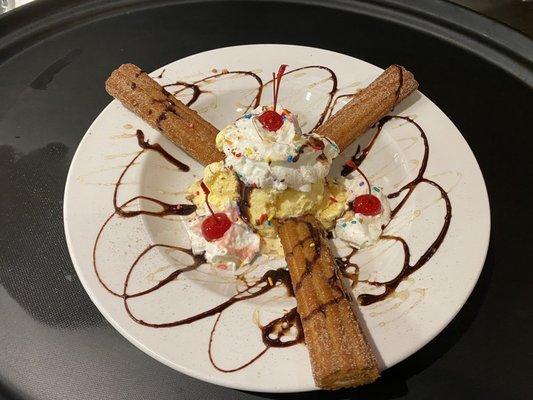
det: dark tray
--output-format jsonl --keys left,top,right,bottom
{"left": 1, "top": 1, "right": 531, "bottom": 399}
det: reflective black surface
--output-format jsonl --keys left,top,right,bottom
{"left": 452, "top": 0, "right": 533, "bottom": 37}
{"left": 0, "top": 1, "right": 532, "bottom": 399}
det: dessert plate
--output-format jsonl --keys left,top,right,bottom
{"left": 64, "top": 44, "right": 490, "bottom": 392}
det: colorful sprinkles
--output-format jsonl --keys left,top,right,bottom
{"left": 257, "top": 213, "right": 269, "bottom": 225}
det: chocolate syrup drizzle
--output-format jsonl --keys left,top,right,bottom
{"left": 335, "top": 247, "right": 359, "bottom": 289}
{"left": 163, "top": 65, "right": 336, "bottom": 134}
{"left": 94, "top": 65, "right": 451, "bottom": 373}
{"left": 236, "top": 179, "right": 253, "bottom": 226}
{"left": 112, "top": 130, "right": 196, "bottom": 218}
{"left": 265, "top": 65, "right": 338, "bottom": 132}
{"left": 125, "top": 265, "right": 293, "bottom": 325}
{"left": 163, "top": 70, "right": 263, "bottom": 112}
{"left": 338, "top": 115, "right": 452, "bottom": 305}
{"left": 278, "top": 218, "right": 352, "bottom": 323}
{"left": 287, "top": 220, "right": 323, "bottom": 293}
{"left": 95, "top": 131, "right": 303, "bottom": 370}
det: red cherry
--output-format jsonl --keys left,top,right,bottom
{"left": 201, "top": 213, "right": 232, "bottom": 241}
{"left": 353, "top": 194, "right": 382, "bottom": 216}
{"left": 199, "top": 181, "right": 232, "bottom": 241}
{"left": 258, "top": 110, "right": 284, "bottom": 132}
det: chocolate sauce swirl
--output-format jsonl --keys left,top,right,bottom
{"left": 337, "top": 115, "right": 452, "bottom": 305}
{"left": 263, "top": 65, "right": 338, "bottom": 133}
{"left": 164, "top": 70, "right": 263, "bottom": 111}
{"left": 95, "top": 130, "right": 303, "bottom": 371}
{"left": 336, "top": 247, "right": 359, "bottom": 289}
{"left": 94, "top": 66, "right": 452, "bottom": 374}
{"left": 237, "top": 179, "right": 253, "bottom": 226}
{"left": 163, "top": 66, "right": 337, "bottom": 133}
{"left": 124, "top": 266, "right": 293, "bottom": 328}
{"left": 283, "top": 219, "right": 323, "bottom": 293}
{"left": 112, "top": 130, "right": 196, "bottom": 218}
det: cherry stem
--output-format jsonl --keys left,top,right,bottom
{"left": 355, "top": 166, "right": 371, "bottom": 195}
{"left": 273, "top": 64, "right": 288, "bottom": 111}
{"left": 272, "top": 72, "right": 276, "bottom": 111}
{"left": 200, "top": 182, "right": 215, "bottom": 216}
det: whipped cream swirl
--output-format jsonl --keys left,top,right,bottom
{"left": 216, "top": 106, "right": 339, "bottom": 192}
{"left": 186, "top": 204, "right": 260, "bottom": 271}
{"left": 335, "top": 172, "right": 391, "bottom": 249}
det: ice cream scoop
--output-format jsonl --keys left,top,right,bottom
{"left": 216, "top": 105, "right": 339, "bottom": 192}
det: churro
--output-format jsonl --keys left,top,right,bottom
{"left": 105, "top": 63, "right": 223, "bottom": 165}
{"left": 319, "top": 65, "right": 418, "bottom": 152}
{"left": 277, "top": 216, "right": 380, "bottom": 389}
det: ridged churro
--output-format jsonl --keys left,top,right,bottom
{"left": 277, "top": 216, "right": 380, "bottom": 389}
{"left": 319, "top": 65, "right": 418, "bottom": 152}
{"left": 105, "top": 63, "right": 223, "bottom": 165}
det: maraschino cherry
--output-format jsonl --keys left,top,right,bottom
{"left": 200, "top": 182, "right": 231, "bottom": 241}
{"left": 353, "top": 194, "right": 382, "bottom": 216}
{"left": 258, "top": 110, "right": 284, "bottom": 132}
{"left": 258, "top": 64, "right": 287, "bottom": 132}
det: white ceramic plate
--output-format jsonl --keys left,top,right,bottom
{"left": 64, "top": 44, "right": 490, "bottom": 392}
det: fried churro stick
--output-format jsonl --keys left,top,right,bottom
{"left": 318, "top": 65, "right": 418, "bottom": 152}
{"left": 105, "top": 63, "right": 224, "bottom": 165}
{"left": 277, "top": 216, "right": 379, "bottom": 389}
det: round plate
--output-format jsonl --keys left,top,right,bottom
{"left": 64, "top": 44, "right": 490, "bottom": 392}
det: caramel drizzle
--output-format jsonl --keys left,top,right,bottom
{"left": 208, "top": 306, "right": 303, "bottom": 373}
{"left": 124, "top": 266, "right": 293, "bottom": 328}
{"left": 261, "top": 307, "right": 303, "bottom": 347}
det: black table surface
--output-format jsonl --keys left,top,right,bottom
{"left": 1, "top": 1, "right": 532, "bottom": 399}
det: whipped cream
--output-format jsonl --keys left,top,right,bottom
{"left": 216, "top": 105, "right": 339, "bottom": 192}
{"left": 335, "top": 172, "right": 391, "bottom": 249}
{"left": 186, "top": 204, "right": 260, "bottom": 271}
